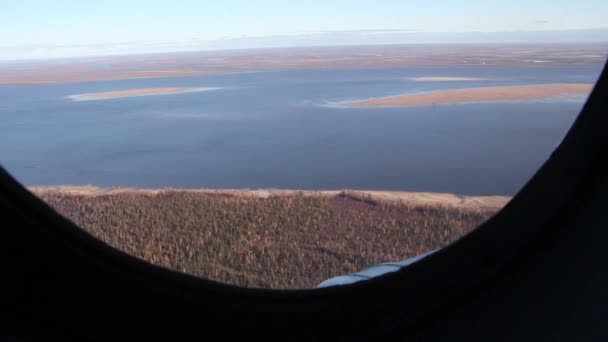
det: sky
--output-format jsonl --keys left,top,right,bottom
{"left": 2, "top": 0, "right": 608, "bottom": 60}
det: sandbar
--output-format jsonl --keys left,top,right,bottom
{"left": 410, "top": 76, "right": 492, "bottom": 81}
{"left": 67, "top": 87, "right": 220, "bottom": 101}
{"left": 0, "top": 69, "right": 230, "bottom": 85}
{"left": 348, "top": 83, "right": 593, "bottom": 107}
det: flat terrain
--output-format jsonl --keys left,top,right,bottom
{"left": 1, "top": 43, "right": 605, "bottom": 84}
{"left": 410, "top": 76, "right": 492, "bottom": 81}
{"left": 32, "top": 187, "right": 506, "bottom": 288}
{"left": 349, "top": 83, "right": 593, "bottom": 107}
{"left": 0, "top": 69, "right": 227, "bottom": 85}
{"left": 69, "top": 87, "right": 186, "bottom": 100}
{"left": 66, "top": 87, "right": 219, "bottom": 100}
{"left": 30, "top": 186, "right": 510, "bottom": 210}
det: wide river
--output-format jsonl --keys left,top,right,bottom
{"left": 0, "top": 65, "right": 602, "bottom": 195}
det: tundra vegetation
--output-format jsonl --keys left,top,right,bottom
{"left": 38, "top": 191, "right": 497, "bottom": 289}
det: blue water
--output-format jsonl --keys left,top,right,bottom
{"left": 0, "top": 65, "right": 601, "bottom": 195}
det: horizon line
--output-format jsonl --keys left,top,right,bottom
{"left": 2, "top": 28, "right": 608, "bottom": 63}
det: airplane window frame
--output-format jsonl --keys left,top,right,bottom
{"left": 0, "top": 58, "right": 606, "bottom": 339}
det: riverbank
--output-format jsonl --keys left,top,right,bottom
{"left": 348, "top": 83, "right": 593, "bottom": 107}
{"left": 30, "top": 186, "right": 510, "bottom": 210}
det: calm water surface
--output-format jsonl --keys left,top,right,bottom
{"left": 0, "top": 66, "right": 601, "bottom": 195}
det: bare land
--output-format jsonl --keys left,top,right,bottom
{"left": 0, "top": 69, "right": 228, "bottom": 85}
{"left": 32, "top": 187, "right": 506, "bottom": 288}
{"left": 2, "top": 43, "right": 605, "bottom": 84}
{"left": 410, "top": 76, "right": 492, "bottom": 81}
{"left": 29, "top": 186, "right": 510, "bottom": 210}
{"left": 348, "top": 83, "right": 593, "bottom": 107}
{"left": 66, "top": 87, "right": 219, "bottom": 100}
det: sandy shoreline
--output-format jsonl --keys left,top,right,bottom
{"left": 29, "top": 186, "right": 511, "bottom": 210}
{"left": 349, "top": 83, "right": 593, "bottom": 107}
{"left": 0, "top": 69, "right": 231, "bottom": 85}
{"left": 67, "top": 87, "right": 220, "bottom": 101}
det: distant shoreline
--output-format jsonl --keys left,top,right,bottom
{"left": 348, "top": 83, "right": 593, "bottom": 107}
{"left": 29, "top": 186, "right": 511, "bottom": 210}
{"left": 2, "top": 43, "right": 605, "bottom": 85}
{"left": 0, "top": 69, "right": 232, "bottom": 85}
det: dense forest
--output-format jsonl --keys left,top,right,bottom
{"left": 38, "top": 191, "right": 496, "bottom": 289}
